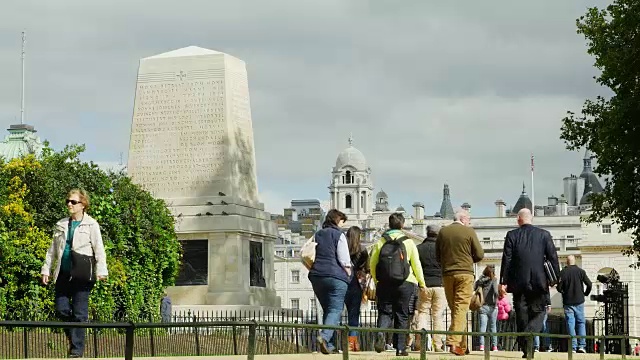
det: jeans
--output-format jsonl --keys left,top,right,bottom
{"left": 534, "top": 312, "right": 550, "bottom": 349}
{"left": 344, "top": 275, "right": 363, "bottom": 336}
{"left": 513, "top": 291, "right": 546, "bottom": 354}
{"left": 478, "top": 304, "right": 498, "bottom": 347}
{"left": 55, "top": 274, "right": 94, "bottom": 356}
{"left": 310, "top": 275, "right": 348, "bottom": 351}
{"left": 564, "top": 303, "right": 586, "bottom": 350}
{"left": 377, "top": 281, "right": 415, "bottom": 352}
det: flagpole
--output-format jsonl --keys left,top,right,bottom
{"left": 531, "top": 153, "right": 535, "bottom": 216}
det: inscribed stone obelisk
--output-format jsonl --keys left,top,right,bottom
{"left": 128, "top": 46, "right": 279, "bottom": 308}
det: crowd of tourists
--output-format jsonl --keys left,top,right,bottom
{"left": 306, "top": 207, "right": 593, "bottom": 358}
{"left": 37, "top": 188, "right": 593, "bottom": 359}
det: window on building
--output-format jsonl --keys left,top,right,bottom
{"left": 345, "top": 171, "right": 352, "bottom": 184}
{"left": 291, "top": 270, "right": 300, "bottom": 283}
{"left": 346, "top": 194, "right": 352, "bottom": 209}
{"left": 290, "top": 298, "right": 300, "bottom": 310}
{"left": 483, "top": 237, "right": 490, "bottom": 241}
{"left": 369, "top": 300, "right": 377, "bottom": 309}
{"left": 309, "top": 298, "right": 317, "bottom": 311}
{"left": 602, "top": 224, "right": 612, "bottom": 234}
{"left": 567, "top": 235, "right": 575, "bottom": 239}
{"left": 276, "top": 250, "right": 285, "bottom": 257}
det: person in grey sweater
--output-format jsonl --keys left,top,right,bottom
{"left": 475, "top": 265, "right": 499, "bottom": 351}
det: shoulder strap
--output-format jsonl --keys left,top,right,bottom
{"left": 382, "top": 233, "right": 393, "bottom": 242}
{"left": 68, "top": 217, "right": 74, "bottom": 247}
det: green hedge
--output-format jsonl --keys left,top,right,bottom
{"left": 0, "top": 145, "right": 182, "bottom": 322}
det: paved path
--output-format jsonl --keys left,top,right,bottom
{"left": 30, "top": 351, "right": 622, "bottom": 360}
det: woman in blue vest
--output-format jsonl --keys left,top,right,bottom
{"left": 308, "top": 209, "right": 351, "bottom": 354}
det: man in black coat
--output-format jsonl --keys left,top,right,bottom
{"left": 500, "top": 208, "right": 560, "bottom": 358}
{"left": 415, "top": 225, "right": 446, "bottom": 352}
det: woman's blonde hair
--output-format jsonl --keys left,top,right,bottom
{"left": 68, "top": 189, "right": 90, "bottom": 212}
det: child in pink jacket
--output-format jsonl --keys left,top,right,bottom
{"left": 496, "top": 286, "right": 512, "bottom": 350}
{"left": 497, "top": 287, "right": 512, "bottom": 321}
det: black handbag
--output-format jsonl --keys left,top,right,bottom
{"left": 543, "top": 259, "right": 559, "bottom": 286}
{"left": 68, "top": 218, "right": 96, "bottom": 283}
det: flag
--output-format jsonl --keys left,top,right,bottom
{"left": 531, "top": 153, "right": 535, "bottom": 172}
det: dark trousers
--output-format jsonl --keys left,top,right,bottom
{"left": 55, "top": 274, "right": 94, "bottom": 356}
{"left": 345, "top": 275, "right": 363, "bottom": 336}
{"left": 513, "top": 291, "right": 547, "bottom": 354}
{"left": 377, "top": 281, "right": 415, "bottom": 351}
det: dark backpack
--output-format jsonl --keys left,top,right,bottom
{"left": 376, "top": 234, "right": 410, "bottom": 284}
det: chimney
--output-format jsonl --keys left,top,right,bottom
{"left": 558, "top": 195, "right": 568, "bottom": 216}
{"left": 412, "top": 202, "right": 425, "bottom": 220}
{"left": 495, "top": 199, "right": 506, "bottom": 217}
{"left": 412, "top": 202, "right": 426, "bottom": 236}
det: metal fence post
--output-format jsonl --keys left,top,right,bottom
{"left": 599, "top": 336, "right": 605, "bottom": 360}
{"left": 248, "top": 322, "right": 257, "bottom": 360}
{"left": 193, "top": 315, "right": 201, "bottom": 356}
{"left": 622, "top": 335, "right": 627, "bottom": 359}
{"left": 568, "top": 338, "right": 573, "bottom": 360}
{"left": 125, "top": 323, "right": 135, "bottom": 360}
{"left": 265, "top": 325, "right": 271, "bottom": 354}
{"left": 419, "top": 329, "right": 427, "bottom": 360}
{"left": 484, "top": 330, "right": 491, "bottom": 360}
{"left": 526, "top": 333, "right": 534, "bottom": 360}
{"left": 22, "top": 327, "right": 28, "bottom": 359}
{"left": 341, "top": 326, "right": 349, "bottom": 360}
{"left": 148, "top": 313, "right": 155, "bottom": 357}
{"left": 93, "top": 327, "right": 99, "bottom": 358}
{"left": 232, "top": 324, "right": 238, "bottom": 355}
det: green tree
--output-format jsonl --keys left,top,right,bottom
{"left": 560, "top": 0, "right": 640, "bottom": 264}
{"left": 0, "top": 147, "right": 181, "bottom": 321}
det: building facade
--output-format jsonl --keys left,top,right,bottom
{"left": 273, "top": 142, "right": 639, "bottom": 335}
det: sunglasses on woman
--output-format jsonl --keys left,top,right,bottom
{"left": 66, "top": 199, "right": 81, "bottom": 205}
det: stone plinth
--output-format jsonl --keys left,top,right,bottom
{"left": 127, "top": 46, "right": 279, "bottom": 307}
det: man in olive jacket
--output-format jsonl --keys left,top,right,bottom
{"left": 436, "top": 210, "right": 484, "bottom": 356}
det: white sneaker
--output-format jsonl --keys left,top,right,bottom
{"left": 577, "top": 348, "right": 586, "bottom": 353}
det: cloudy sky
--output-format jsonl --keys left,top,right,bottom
{"left": 0, "top": 1, "right": 607, "bottom": 216}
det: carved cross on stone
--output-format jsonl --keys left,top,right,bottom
{"left": 176, "top": 71, "right": 187, "bottom": 81}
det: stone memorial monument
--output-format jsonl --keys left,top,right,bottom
{"left": 127, "top": 46, "right": 280, "bottom": 309}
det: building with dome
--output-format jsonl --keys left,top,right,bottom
{"left": 328, "top": 136, "right": 374, "bottom": 229}
{"left": 0, "top": 124, "right": 44, "bottom": 160}
{"left": 0, "top": 34, "right": 45, "bottom": 161}
{"left": 273, "top": 144, "right": 639, "bottom": 337}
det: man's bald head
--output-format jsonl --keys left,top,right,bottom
{"left": 517, "top": 208, "right": 533, "bottom": 226}
{"left": 567, "top": 255, "right": 576, "bottom": 266}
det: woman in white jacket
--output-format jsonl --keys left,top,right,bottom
{"left": 41, "top": 189, "right": 108, "bottom": 358}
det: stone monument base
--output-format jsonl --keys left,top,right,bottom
{"left": 167, "top": 196, "right": 280, "bottom": 308}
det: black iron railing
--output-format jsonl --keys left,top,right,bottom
{"left": 0, "top": 320, "right": 638, "bottom": 360}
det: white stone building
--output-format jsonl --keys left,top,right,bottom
{"left": 273, "top": 140, "right": 639, "bottom": 335}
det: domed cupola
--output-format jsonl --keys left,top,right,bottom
{"left": 334, "top": 136, "right": 368, "bottom": 171}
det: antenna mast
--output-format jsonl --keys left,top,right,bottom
{"left": 21, "top": 31, "right": 26, "bottom": 125}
